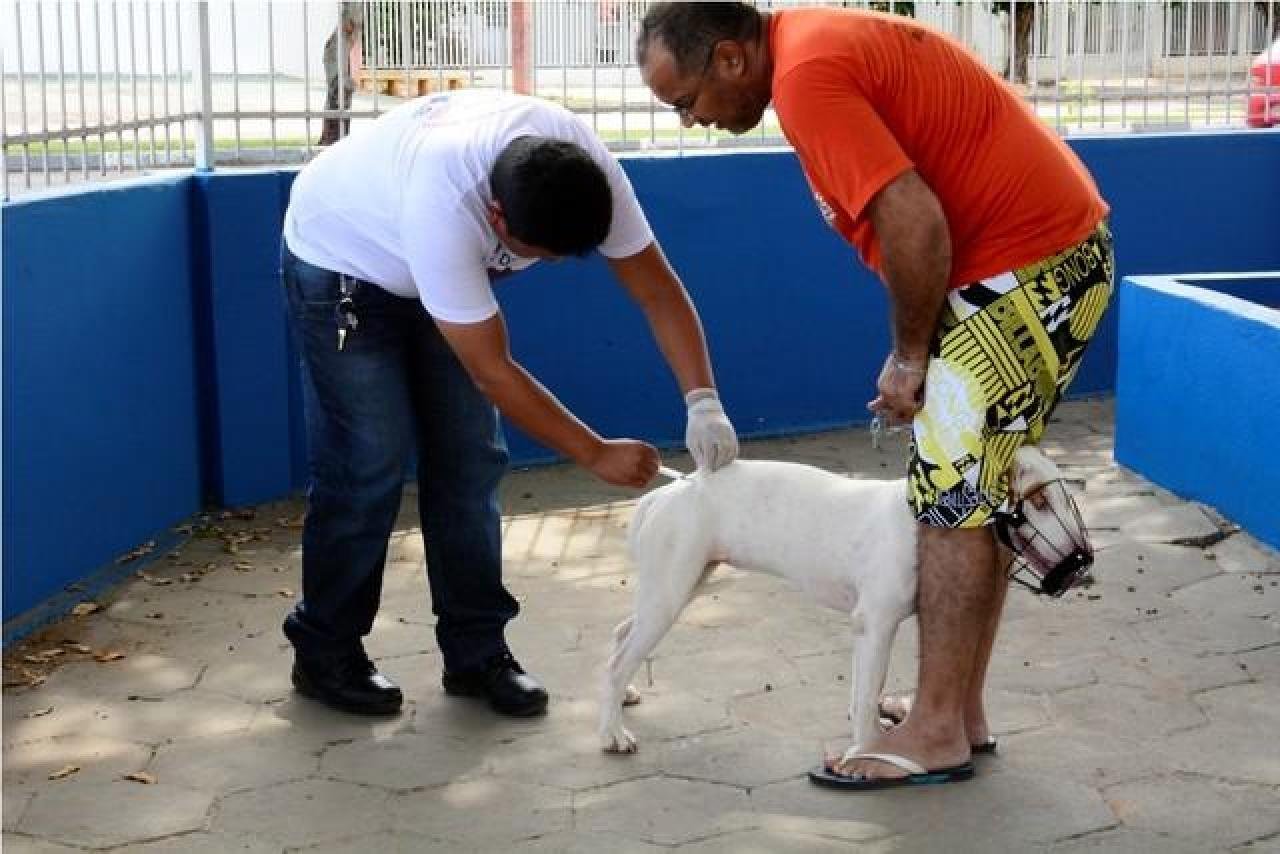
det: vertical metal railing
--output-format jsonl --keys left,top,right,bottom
{"left": 4, "top": 0, "right": 1279, "bottom": 201}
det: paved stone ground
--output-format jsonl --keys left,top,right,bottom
{"left": 4, "top": 399, "right": 1279, "bottom": 853}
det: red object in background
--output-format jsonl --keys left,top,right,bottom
{"left": 1248, "top": 37, "right": 1280, "bottom": 128}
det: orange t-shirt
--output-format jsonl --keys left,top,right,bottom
{"left": 769, "top": 8, "right": 1109, "bottom": 287}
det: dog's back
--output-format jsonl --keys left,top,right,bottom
{"left": 631, "top": 460, "right": 917, "bottom": 611}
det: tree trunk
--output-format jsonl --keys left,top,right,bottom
{"left": 1002, "top": 3, "right": 1036, "bottom": 83}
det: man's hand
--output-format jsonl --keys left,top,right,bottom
{"left": 685, "top": 388, "right": 739, "bottom": 471}
{"left": 585, "top": 439, "right": 661, "bottom": 488}
{"left": 867, "top": 352, "right": 928, "bottom": 425}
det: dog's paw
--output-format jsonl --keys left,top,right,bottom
{"left": 623, "top": 684, "right": 642, "bottom": 706}
{"left": 600, "top": 724, "right": 638, "bottom": 754}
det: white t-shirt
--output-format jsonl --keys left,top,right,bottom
{"left": 283, "top": 91, "right": 654, "bottom": 323}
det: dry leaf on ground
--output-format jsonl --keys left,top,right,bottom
{"left": 48, "top": 765, "right": 80, "bottom": 780}
{"left": 93, "top": 651, "right": 126, "bottom": 663}
{"left": 70, "top": 603, "right": 102, "bottom": 617}
{"left": 115, "top": 541, "right": 157, "bottom": 564}
{"left": 122, "top": 771, "right": 156, "bottom": 784}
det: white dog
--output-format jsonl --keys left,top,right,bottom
{"left": 598, "top": 444, "right": 1082, "bottom": 755}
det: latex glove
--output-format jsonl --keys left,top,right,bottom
{"left": 685, "top": 388, "right": 739, "bottom": 472}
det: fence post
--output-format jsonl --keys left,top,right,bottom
{"left": 193, "top": 0, "right": 215, "bottom": 171}
{"left": 511, "top": 0, "right": 533, "bottom": 94}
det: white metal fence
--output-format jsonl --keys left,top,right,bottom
{"left": 4, "top": 0, "right": 1279, "bottom": 201}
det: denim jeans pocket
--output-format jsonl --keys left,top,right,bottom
{"left": 283, "top": 252, "right": 343, "bottom": 319}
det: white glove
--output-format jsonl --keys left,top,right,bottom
{"left": 685, "top": 388, "right": 739, "bottom": 472}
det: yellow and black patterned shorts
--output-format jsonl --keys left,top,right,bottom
{"left": 907, "top": 221, "right": 1114, "bottom": 529}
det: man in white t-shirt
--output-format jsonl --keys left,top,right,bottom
{"left": 281, "top": 91, "right": 737, "bottom": 718}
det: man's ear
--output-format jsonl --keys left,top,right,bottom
{"left": 714, "top": 40, "right": 747, "bottom": 78}
{"left": 486, "top": 199, "right": 504, "bottom": 229}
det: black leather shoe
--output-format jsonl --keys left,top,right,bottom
{"left": 292, "top": 652, "right": 403, "bottom": 716}
{"left": 442, "top": 652, "right": 548, "bottom": 717}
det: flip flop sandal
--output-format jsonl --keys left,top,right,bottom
{"left": 808, "top": 751, "right": 975, "bottom": 791}
{"left": 878, "top": 706, "right": 999, "bottom": 755}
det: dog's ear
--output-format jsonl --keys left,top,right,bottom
{"left": 1009, "top": 446, "right": 1058, "bottom": 507}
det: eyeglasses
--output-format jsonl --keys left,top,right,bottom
{"left": 671, "top": 47, "right": 717, "bottom": 124}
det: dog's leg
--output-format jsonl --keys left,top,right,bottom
{"left": 848, "top": 607, "right": 905, "bottom": 751}
{"left": 599, "top": 545, "right": 710, "bottom": 753}
{"left": 609, "top": 616, "right": 643, "bottom": 706}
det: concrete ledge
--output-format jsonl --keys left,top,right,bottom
{"left": 1115, "top": 272, "right": 1280, "bottom": 549}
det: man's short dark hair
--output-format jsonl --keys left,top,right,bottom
{"left": 637, "top": 2, "right": 763, "bottom": 75}
{"left": 490, "top": 136, "right": 612, "bottom": 257}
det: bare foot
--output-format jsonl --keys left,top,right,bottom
{"left": 830, "top": 719, "right": 970, "bottom": 780}
{"left": 879, "top": 693, "right": 991, "bottom": 747}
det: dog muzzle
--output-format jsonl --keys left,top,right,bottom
{"left": 993, "top": 478, "right": 1093, "bottom": 597}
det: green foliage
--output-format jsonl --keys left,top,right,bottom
{"left": 867, "top": 2, "right": 917, "bottom": 17}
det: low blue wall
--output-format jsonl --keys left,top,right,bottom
{"left": 3, "top": 178, "right": 203, "bottom": 620}
{"left": 1115, "top": 274, "right": 1280, "bottom": 549}
{"left": 5, "top": 130, "right": 1280, "bottom": 624}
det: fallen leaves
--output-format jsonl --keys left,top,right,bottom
{"left": 48, "top": 765, "right": 80, "bottom": 780}
{"left": 24, "top": 706, "right": 54, "bottom": 718}
{"left": 70, "top": 603, "right": 102, "bottom": 617}
{"left": 24, "top": 649, "right": 66, "bottom": 664}
{"left": 122, "top": 771, "right": 156, "bottom": 785}
{"left": 136, "top": 572, "right": 174, "bottom": 587}
{"left": 115, "top": 541, "right": 157, "bottom": 565}
{"left": 93, "top": 651, "right": 126, "bottom": 663}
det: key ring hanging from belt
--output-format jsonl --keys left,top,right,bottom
{"left": 336, "top": 274, "right": 360, "bottom": 351}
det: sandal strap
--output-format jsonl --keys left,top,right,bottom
{"left": 837, "top": 750, "right": 927, "bottom": 775}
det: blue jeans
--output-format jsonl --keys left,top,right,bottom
{"left": 280, "top": 244, "right": 518, "bottom": 673}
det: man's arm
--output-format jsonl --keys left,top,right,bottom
{"left": 607, "top": 242, "right": 738, "bottom": 471}
{"left": 866, "top": 169, "right": 953, "bottom": 423}
{"left": 606, "top": 241, "right": 715, "bottom": 394}
{"left": 434, "top": 311, "right": 659, "bottom": 488}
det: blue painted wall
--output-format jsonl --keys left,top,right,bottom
{"left": 1115, "top": 274, "right": 1280, "bottom": 549}
{"left": 3, "top": 178, "right": 203, "bottom": 618}
{"left": 5, "top": 130, "right": 1280, "bottom": 623}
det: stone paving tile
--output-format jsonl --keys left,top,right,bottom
{"left": 658, "top": 729, "right": 823, "bottom": 789}
{"left": 1238, "top": 643, "right": 1280, "bottom": 682}
{"left": 1132, "top": 610, "right": 1280, "bottom": 657}
{"left": 1172, "top": 572, "right": 1280, "bottom": 620}
{"left": 751, "top": 770, "right": 1116, "bottom": 848}
{"left": 510, "top": 830, "right": 667, "bottom": 853}
{"left": 321, "top": 732, "right": 487, "bottom": 791}
{"left": 6, "top": 402, "right": 1280, "bottom": 852}
{"left": 15, "top": 778, "right": 214, "bottom": 849}
{"left": 286, "top": 830, "right": 450, "bottom": 853}
{"left": 1044, "top": 828, "right": 1213, "bottom": 853}
{"left": 212, "top": 779, "right": 392, "bottom": 848}
{"left": 4, "top": 734, "right": 153, "bottom": 791}
{"left": 145, "top": 730, "right": 322, "bottom": 794}
{"left": 998, "top": 725, "right": 1179, "bottom": 789}
{"left": 111, "top": 832, "right": 281, "bottom": 853}
{"left": 1120, "top": 503, "right": 1221, "bottom": 544}
{"left": 1208, "top": 532, "right": 1280, "bottom": 575}
{"left": 1101, "top": 774, "right": 1280, "bottom": 849}
{"left": 389, "top": 779, "right": 572, "bottom": 846}
{"left": 1236, "top": 835, "right": 1280, "bottom": 853}
{"left": 574, "top": 776, "right": 754, "bottom": 846}
{"left": 677, "top": 828, "right": 896, "bottom": 853}
{"left": 3, "top": 788, "right": 33, "bottom": 832}
{"left": 0, "top": 837, "right": 84, "bottom": 854}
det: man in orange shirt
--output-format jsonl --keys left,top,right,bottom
{"left": 638, "top": 3, "right": 1113, "bottom": 789}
